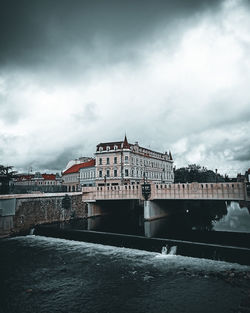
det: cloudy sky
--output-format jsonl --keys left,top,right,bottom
{"left": 0, "top": 0, "right": 250, "bottom": 176}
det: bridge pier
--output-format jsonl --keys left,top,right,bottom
{"left": 144, "top": 200, "right": 168, "bottom": 221}
{"left": 0, "top": 199, "right": 16, "bottom": 236}
{"left": 87, "top": 202, "right": 103, "bottom": 218}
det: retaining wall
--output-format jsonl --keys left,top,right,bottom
{"left": 0, "top": 193, "right": 87, "bottom": 237}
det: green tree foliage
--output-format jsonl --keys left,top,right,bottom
{"left": 0, "top": 165, "right": 16, "bottom": 194}
{"left": 174, "top": 164, "right": 224, "bottom": 183}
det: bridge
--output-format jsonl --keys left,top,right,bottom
{"left": 83, "top": 182, "right": 249, "bottom": 201}
{"left": 83, "top": 182, "right": 250, "bottom": 220}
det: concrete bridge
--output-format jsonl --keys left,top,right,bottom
{"left": 83, "top": 182, "right": 250, "bottom": 220}
{"left": 83, "top": 182, "right": 249, "bottom": 202}
{"left": 1, "top": 183, "right": 249, "bottom": 236}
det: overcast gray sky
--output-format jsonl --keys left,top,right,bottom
{"left": 0, "top": 0, "right": 250, "bottom": 176}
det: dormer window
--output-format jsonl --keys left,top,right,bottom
{"left": 99, "top": 147, "right": 103, "bottom": 152}
{"left": 106, "top": 146, "right": 110, "bottom": 151}
{"left": 114, "top": 145, "right": 118, "bottom": 150}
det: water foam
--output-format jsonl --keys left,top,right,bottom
{"left": 8, "top": 235, "right": 250, "bottom": 273}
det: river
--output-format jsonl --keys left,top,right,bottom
{"left": 1, "top": 235, "right": 250, "bottom": 313}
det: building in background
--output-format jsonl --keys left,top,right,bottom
{"left": 62, "top": 159, "right": 95, "bottom": 191}
{"left": 79, "top": 159, "right": 96, "bottom": 187}
{"left": 244, "top": 169, "right": 250, "bottom": 182}
{"left": 237, "top": 173, "right": 247, "bottom": 183}
{"left": 11, "top": 172, "right": 64, "bottom": 193}
{"left": 95, "top": 136, "right": 174, "bottom": 186}
{"left": 64, "top": 157, "right": 93, "bottom": 171}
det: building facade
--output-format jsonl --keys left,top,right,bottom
{"left": 62, "top": 159, "right": 95, "bottom": 191}
{"left": 95, "top": 136, "right": 174, "bottom": 186}
{"left": 64, "top": 156, "right": 93, "bottom": 171}
{"left": 11, "top": 173, "right": 64, "bottom": 193}
{"left": 79, "top": 159, "right": 96, "bottom": 187}
{"left": 13, "top": 173, "right": 62, "bottom": 186}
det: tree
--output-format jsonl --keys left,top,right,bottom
{"left": 0, "top": 165, "right": 16, "bottom": 194}
{"left": 174, "top": 164, "right": 224, "bottom": 183}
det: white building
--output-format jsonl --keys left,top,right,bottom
{"left": 95, "top": 136, "right": 174, "bottom": 186}
{"left": 64, "top": 156, "right": 93, "bottom": 171}
{"left": 79, "top": 159, "right": 96, "bottom": 187}
{"left": 62, "top": 159, "right": 95, "bottom": 191}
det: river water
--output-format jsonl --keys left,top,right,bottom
{"left": 1, "top": 201, "right": 250, "bottom": 312}
{"left": 1, "top": 235, "right": 250, "bottom": 313}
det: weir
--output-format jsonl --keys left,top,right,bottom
{"left": 34, "top": 224, "right": 250, "bottom": 265}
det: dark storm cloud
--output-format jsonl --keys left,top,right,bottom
{"left": 233, "top": 148, "right": 250, "bottom": 162}
{"left": 1, "top": 0, "right": 250, "bottom": 175}
{"left": 0, "top": 0, "right": 220, "bottom": 71}
{"left": 32, "top": 147, "right": 88, "bottom": 171}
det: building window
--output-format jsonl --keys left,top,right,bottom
{"left": 99, "top": 171, "right": 102, "bottom": 178}
{"left": 125, "top": 155, "right": 129, "bottom": 163}
{"left": 125, "top": 169, "right": 129, "bottom": 177}
{"left": 107, "top": 157, "right": 110, "bottom": 165}
{"left": 107, "top": 146, "right": 110, "bottom": 151}
{"left": 114, "top": 157, "right": 117, "bottom": 164}
{"left": 114, "top": 145, "right": 118, "bottom": 150}
{"left": 99, "top": 158, "right": 102, "bottom": 165}
{"left": 114, "top": 169, "right": 117, "bottom": 177}
{"left": 106, "top": 170, "right": 110, "bottom": 177}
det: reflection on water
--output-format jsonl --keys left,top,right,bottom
{"left": 213, "top": 202, "right": 250, "bottom": 233}
{"left": 64, "top": 201, "right": 250, "bottom": 248}
{"left": 145, "top": 219, "right": 167, "bottom": 237}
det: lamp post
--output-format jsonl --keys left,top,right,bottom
{"left": 162, "top": 168, "right": 165, "bottom": 183}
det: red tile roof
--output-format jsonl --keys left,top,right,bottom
{"left": 15, "top": 175, "right": 34, "bottom": 181}
{"left": 42, "top": 174, "right": 56, "bottom": 180}
{"left": 63, "top": 159, "right": 95, "bottom": 175}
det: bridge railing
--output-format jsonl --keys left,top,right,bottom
{"left": 82, "top": 185, "right": 142, "bottom": 201}
{"left": 151, "top": 182, "right": 246, "bottom": 200}
{"left": 82, "top": 182, "right": 247, "bottom": 201}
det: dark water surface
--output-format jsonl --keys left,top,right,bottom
{"left": 1, "top": 235, "right": 250, "bottom": 313}
{"left": 63, "top": 201, "right": 250, "bottom": 248}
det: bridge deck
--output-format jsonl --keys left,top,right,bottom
{"left": 0, "top": 192, "right": 82, "bottom": 200}
{"left": 82, "top": 182, "right": 249, "bottom": 202}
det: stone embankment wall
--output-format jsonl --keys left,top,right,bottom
{"left": 0, "top": 193, "right": 87, "bottom": 237}
{"left": 10, "top": 185, "right": 67, "bottom": 194}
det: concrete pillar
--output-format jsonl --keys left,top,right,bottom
{"left": 87, "top": 216, "right": 102, "bottom": 230}
{"left": 0, "top": 198, "right": 16, "bottom": 236}
{"left": 144, "top": 218, "right": 168, "bottom": 237}
{"left": 144, "top": 200, "right": 168, "bottom": 221}
{"left": 87, "top": 202, "right": 102, "bottom": 218}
